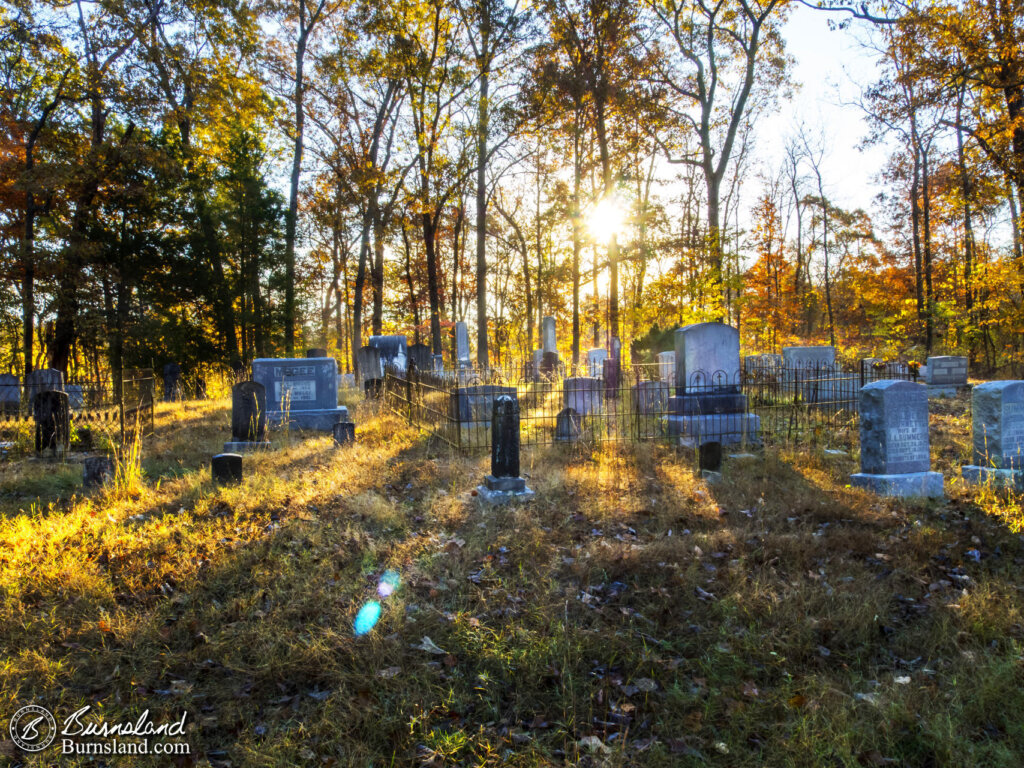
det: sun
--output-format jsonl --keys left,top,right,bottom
{"left": 587, "top": 195, "right": 628, "bottom": 245}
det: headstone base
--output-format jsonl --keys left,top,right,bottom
{"left": 850, "top": 471, "right": 944, "bottom": 498}
{"left": 484, "top": 474, "right": 526, "bottom": 492}
{"left": 223, "top": 440, "right": 271, "bottom": 453}
{"left": 667, "top": 412, "right": 760, "bottom": 445}
{"left": 268, "top": 406, "right": 349, "bottom": 431}
{"left": 927, "top": 385, "right": 960, "bottom": 399}
{"left": 476, "top": 484, "right": 535, "bottom": 506}
{"left": 668, "top": 392, "right": 747, "bottom": 414}
{"left": 961, "top": 465, "right": 1024, "bottom": 491}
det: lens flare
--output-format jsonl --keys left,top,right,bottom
{"left": 377, "top": 570, "right": 401, "bottom": 598}
{"left": 354, "top": 601, "right": 382, "bottom": 636}
{"left": 587, "top": 195, "right": 628, "bottom": 245}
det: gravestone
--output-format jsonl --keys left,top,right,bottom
{"left": 962, "top": 381, "right": 1024, "bottom": 489}
{"left": 454, "top": 322, "right": 471, "bottom": 368}
{"left": 449, "top": 385, "right": 517, "bottom": 424}
{"left": 65, "top": 384, "right": 84, "bottom": 410}
{"left": 356, "top": 345, "right": 383, "bottom": 384}
{"left": 540, "top": 351, "right": 559, "bottom": 379}
{"left": 783, "top": 346, "right": 840, "bottom": 403}
{"left": 26, "top": 368, "right": 63, "bottom": 405}
{"left": 587, "top": 348, "right": 608, "bottom": 378}
{"left": 667, "top": 323, "right": 758, "bottom": 445}
{"left": 923, "top": 355, "right": 968, "bottom": 398}
{"left": 408, "top": 343, "right": 433, "bottom": 374}
{"left": 83, "top": 456, "right": 115, "bottom": 489}
{"left": 333, "top": 421, "right": 356, "bottom": 446}
{"left": 33, "top": 390, "right": 69, "bottom": 456}
{"left": 369, "top": 335, "right": 407, "bottom": 373}
{"left": 782, "top": 346, "right": 837, "bottom": 370}
{"left": 699, "top": 441, "right": 723, "bottom": 471}
{"left": 530, "top": 349, "right": 544, "bottom": 381}
{"left": 555, "top": 407, "right": 582, "bottom": 442}
{"left": 225, "top": 381, "right": 270, "bottom": 452}
{"left": 163, "top": 362, "right": 182, "bottom": 401}
{"left": 252, "top": 358, "right": 349, "bottom": 431}
{"left": 306, "top": 348, "right": 328, "bottom": 359}
{"left": 0, "top": 373, "right": 20, "bottom": 416}
{"left": 850, "top": 380, "right": 943, "bottom": 497}
{"left": 542, "top": 316, "right": 557, "bottom": 355}
{"left": 212, "top": 453, "right": 243, "bottom": 485}
{"left": 656, "top": 351, "right": 676, "bottom": 383}
{"left": 339, "top": 373, "right": 356, "bottom": 389}
{"left": 477, "top": 395, "right": 534, "bottom": 505}
{"left": 564, "top": 377, "right": 602, "bottom": 416}
{"left": 602, "top": 357, "right": 620, "bottom": 399}
{"left": 632, "top": 380, "right": 670, "bottom": 414}
{"left": 433, "top": 354, "right": 444, "bottom": 373}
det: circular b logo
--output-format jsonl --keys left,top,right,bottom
{"left": 9, "top": 705, "right": 57, "bottom": 752}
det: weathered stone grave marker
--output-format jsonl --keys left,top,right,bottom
{"left": 408, "top": 343, "right": 433, "bottom": 374}
{"left": 0, "top": 373, "right": 20, "bottom": 415}
{"left": 83, "top": 456, "right": 115, "bottom": 489}
{"left": 33, "top": 390, "right": 69, "bottom": 456}
{"left": 922, "top": 355, "right": 968, "bottom": 398}
{"left": 369, "top": 335, "right": 408, "bottom": 373}
{"left": 333, "top": 421, "right": 356, "bottom": 446}
{"left": 587, "top": 348, "right": 608, "bottom": 378}
{"left": 555, "top": 407, "right": 582, "bottom": 442}
{"left": 225, "top": 381, "right": 270, "bottom": 452}
{"left": 631, "top": 380, "right": 669, "bottom": 415}
{"left": 306, "top": 348, "right": 328, "bottom": 358}
{"left": 564, "top": 377, "right": 602, "bottom": 416}
{"left": 454, "top": 322, "right": 471, "bottom": 368}
{"left": 163, "top": 362, "right": 182, "bottom": 401}
{"left": 850, "top": 380, "right": 943, "bottom": 497}
{"left": 212, "top": 453, "right": 243, "bottom": 485}
{"left": 961, "top": 380, "right": 1024, "bottom": 489}
{"left": 26, "top": 368, "right": 63, "bottom": 405}
{"left": 657, "top": 351, "right": 675, "bottom": 383}
{"left": 667, "top": 323, "right": 758, "bottom": 445}
{"left": 252, "top": 358, "right": 349, "bottom": 431}
{"left": 477, "top": 395, "right": 534, "bottom": 505}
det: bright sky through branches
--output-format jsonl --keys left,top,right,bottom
{"left": 587, "top": 196, "right": 629, "bottom": 245}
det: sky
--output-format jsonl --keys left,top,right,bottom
{"left": 757, "top": 5, "right": 892, "bottom": 215}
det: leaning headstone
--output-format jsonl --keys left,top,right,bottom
{"left": 408, "top": 343, "right": 433, "bottom": 374}
{"left": 163, "top": 362, "right": 182, "bottom": 401}
{"left": 923, "top": 355, "right": 968, "bottom": 398}
{"left": 333, "top": 421, "right": 356, "bottom": 446}
{"left": 850, "top": 380, "right": 943, "bottom": 498}
{"left": 26, "top": 368, "right": 63, "bottom": 404}
{"left": 33, "top": 390, "right": 69, "bottom": 456}
{"left": 225, "top": 381, "right": 270, "bottom": 452}
{"left": 656, "top": 351, "right": 676, "bottom": 383}
{"left": 306, "top": 348, "right": 328, "bottom": 359}
{"left": 454, "top": 322, "right": 471, "bottom": 368}
{"left": 252, "top": 358, "right": 349, "bottom": 431}
{"left": 0, "top": 373, "right": 20, "bottom": 415}
{"left": 555, "top": 407, "right": 582, "bottom": 442}
{"left": 356, "top": 345, "right": 383, "bottom": 384}
{"left": 962, "top": 381, "right": 1024, "bottom": 489}
{"left": 477, "top": 395, "right": 534, "bottom": 505}
{"left": 587, "top": 348, "right": 608, "bottom": 378}
{"left": 83, "top": 456, "right": 115, "bottom": 489}
{"left": 212, "top": 453, "right": 243, "bottom": 485}
{"left": 369, "top": 335, "right": 408, "bottom": 373}
{"left": 667, "top": 323, "right": 758, "bottom": 445}
{"left": 542, "top": 316, "right": 557, "bottom": 355}
{"left": 564, "top": 377, "right": 602, "bottom": 416}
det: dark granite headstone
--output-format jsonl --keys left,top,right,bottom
{"left": 408, "top": 343, "right": 433, "bottom": 373}
{"left": 231, "top": 381, "right": 267, "bottom": 442}
{"left": 306, "top": 348, "right": 328, "bottom": 358}
{"left": 491, "top": 395, "right": 520, "bottom": 479}
{"left": 83, "top": 456, "right": 115, "bottom": 488}
{"left": 0, "top": 373, "right": 20, "bottom": 415}
{"left": 699, "top": 441, "right": 722, "bottom": 472}
{"left": 333, "top": 421, "right": 356, "bottom": 445}
{"left": 163, "top": 362, "right": 182, "bottom": 401}
{"left": 540, "top": 351, "right": 559, "bottom": 378}
{"left": 33, "top": 390, "right": 69, "bottom": 455}
{"left": 212, "top": 453, "right": 243, "bottom": 485}
{"left": 602, "top": 357, "right": 620, "bottom": 399}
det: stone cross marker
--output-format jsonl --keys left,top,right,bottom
{"left": 477, "top": 395, "right": 534, "bottom": 505}
{"left": 962, "top": 380, "right": 1024, "bottom": 489}
{"left": 542, "top": 316, "right": 557, "bottom": 354}
{"left": 33, "top": 390, "right": 69, "bottom": 455}
{"left": 851, "top": 380, "right": 943, "bottom": 497}
{"left": 454, "top": 322, "right": 471, "bottom": 367}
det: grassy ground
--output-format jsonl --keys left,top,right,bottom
{"left": 1, "top": 391, "right": 1023, "bottom": 767}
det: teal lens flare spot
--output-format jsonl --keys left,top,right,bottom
{"left": 354, "top": 601, "right": 382, "bottom": 636}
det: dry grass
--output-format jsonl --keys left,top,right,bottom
{"left": 1, "top": 391, "right": 1023, "bottom": 766}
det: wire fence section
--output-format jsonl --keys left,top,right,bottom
{"left": 384, "top": 356, "right": 925, "bottom": 453}
{"left": 0, "top": 371, "right": 156, "bottom": 455}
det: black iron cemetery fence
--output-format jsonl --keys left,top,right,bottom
{"left": 382, "top": 356, "right": 926, "bottom": 454}
{"left": 0, "top": 370, "right": 156, "bottom": 456}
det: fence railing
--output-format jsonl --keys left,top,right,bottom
{"left": 382, "top": 357, "right": 929, "bottom": 454}
{"left": 0, "top": 371, "right": 156, "bottom": 456}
